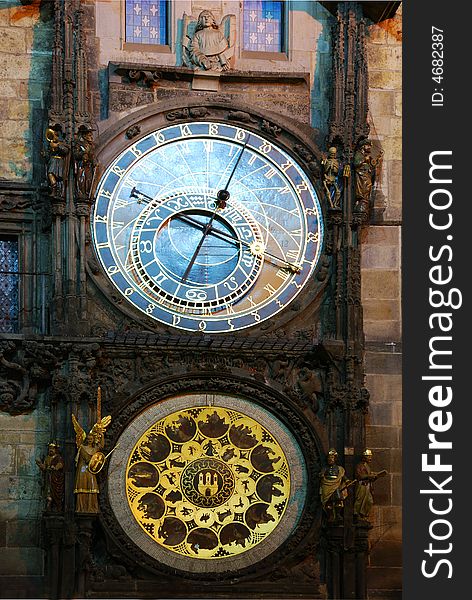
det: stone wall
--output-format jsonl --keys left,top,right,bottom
{"left": 0, "top": 2, "right": 52, "bottom": 590}
{"left": 0, "top": 409, "right": 50, "bottom": 593}
{"left": 361, "top": 5, "right": 402, "bottom": 599}
{"left": 0, "top": 1, "right": 52, "bottom": 183}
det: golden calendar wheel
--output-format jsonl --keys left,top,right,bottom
{"left": 107, "top": 393, "right": 308, "bottom": 573}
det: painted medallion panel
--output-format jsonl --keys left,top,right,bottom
{"left": 108, "top": 394, "right": 307, "bottom": 572}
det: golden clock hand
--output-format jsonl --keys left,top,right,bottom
{"left": 200, "top": 226, "right": 302, "bottom": 274}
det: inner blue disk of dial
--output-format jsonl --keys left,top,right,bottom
{"left": 155, "top": 210, "right": 240, "bottom": 286}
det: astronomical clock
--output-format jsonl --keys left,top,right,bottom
{"left": 107, "top": 395, "right": 307, "bottom": 572}
{"left": 86, "top": 106, "right": 328, "bottom": 592}
{"left": 2, "top": 1, "right": 398, "bottom": 599}
{"left": 92, "top": 121, "right": 323, "bottom": 332}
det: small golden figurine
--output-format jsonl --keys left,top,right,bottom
{"left": 44, "top": 126, "right": 69, "bottom": 198}
{"left": 36, "top": 441, "right": 65, "bottom": 512}
{"left": 353, "top": 139, "right": 384, "bottom": 214}
{"left": 72, "top": 387, "right": 111, "bottom": 514}
{"left": 320, "top": 449, "right": 352, "bottom": 521}
{"left": 354, "top": 449, "right": 388, "bottom": 520}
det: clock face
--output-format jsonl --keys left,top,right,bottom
{"left": 107, "top": 393, "right": 308, "bottom": 573}
{"left": 125, "top": 406, "right": 290, "bottom": 560}
{"left": 92, "top": 122, "right": 323, "bottom": 332}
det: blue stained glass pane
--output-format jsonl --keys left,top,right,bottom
{"left": 0, "top": 237, "right": 19, "bottom": 333}
{"left": 125, "top": 0, "right": 168, "bottom": 45}
{"left": 243, "top": 0, "right": 283, "bottom": 52}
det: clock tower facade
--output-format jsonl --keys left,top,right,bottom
{"left": 0, "top": 2, "right": 402, "bottom": 599}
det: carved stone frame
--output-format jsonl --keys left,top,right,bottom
{"left": 99, "top": 372, "right": 323, "bottom": 582}
{"left": 88, "top": 100, "right": 329, "bottom": 336}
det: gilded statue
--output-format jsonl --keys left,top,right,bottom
{"left": 72, "top": 413, "right": 111, "bottom": 514}
{"left": 353, "top": 139, "right": 384, "bottom": 214}
{"left": 320, "top": 449, "right": 351, "bottom": 521}
{"left": 73, "top": 125, "right": 96, "bottom": 200}
{"left": 44, "top": 126, "right": 69, "bottom": 198}
{"left": 354, "top": 449, "right": 388, "bottom": 520}
{"left": 321, "top": 147, "right": 342, "bottom": 208}
{"left": 36, "top": 441, "right": 65, "bottom": 512}
{"left": 183, "top": 10, "right": 235, "bottom": 72}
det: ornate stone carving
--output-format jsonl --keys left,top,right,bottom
{"left": 261, "top": 119, "right": 282, "bottom": 137}
{"left": 0, "top": 341, "right": 60, "bottom": 415}
{"left": 165, "top": 107, "right": 210, "bottom": 121}
{"left": 316, "top": 255, "right": 331, "bottom": 281}
{"left": 125, "top": 125, "right": 141, "bottom": 139}
{"left": 73, "top": 125, "right": 97, "bottom": 201}
{"left": 293, "top": 144, "right": 321, "bottom": 177}
{"left": 353, "top": 138, "right": 383, "bottom": 217}
{"left": 322, "top": 147, "right": 342, "bottom": 208}
{"left": 36, "top": 442, "right": 65, "bottom": 512}
{"left": 0, "top": 188, "right": 34, "bottom": 212}
{"left": 347, "top": 248, "right": 362, "bottom": 305}
{"left": 127, "top": 69, "right": 161, "bottom": 86}
{"left": 354, "top": 449, "right": 388, "bottom": 520}
{"left": 51, "top": 343, "right": 103, "bottom": 404}
{"left": 227, "top": 110, "right": 257, "bottom": 124}
{"left": 182, "top": 10, "right": 235, "bottom": 72}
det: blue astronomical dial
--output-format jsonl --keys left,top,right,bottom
{"left": 92, "top": 122, "right": 324, "bottom": 333}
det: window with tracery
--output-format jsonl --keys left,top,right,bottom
{"left": 243, "top": 1, "right": 284, "bottom": 53}
{"left": 125, "top": 0, "right": 168, "bottom": 46}
{"left": 0, "top": 236, "right": 19, "bottom": 333}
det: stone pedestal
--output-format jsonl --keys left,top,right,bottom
{"left": 191, "top": 70, "right": 221, "bottom": 92}
{"left": 323, "top": 521, "right": 372, "bottom": 599}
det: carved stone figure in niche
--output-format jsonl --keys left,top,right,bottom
{"left": 322, "top": 147, "right": 342, "bottom": 208}
{"left": 73, "top": 125, "right": 96, "bottom": 200}
{"left": 36, "top": 441, "right": 64, "bottom": 512}
{"left": 72, "top": 413, "right": 111, "bottom": 513}
{"left": 353, "top": 139, "right": 384, "bottom": 214}
{"left": 354, "top": 449, "right": 387, "bottom": 520}
{"left": 320, "top": 449, "right": 351, "bottom": 522}
{"left": 297, "top": 367, "right": 322, "bottom": 412}
{"left": 44, "top": 126, "right": 69, "bottom": 198}
{"left": 183, "top": 10, "right": 235, "bottom": 72}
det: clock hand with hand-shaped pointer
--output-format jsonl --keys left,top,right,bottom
{"left": 132, "top": 188, "right": 301, "bottom": 275}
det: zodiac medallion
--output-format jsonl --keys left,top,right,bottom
{"left": 125, "top": 406, "right": 290, "bottom": 559}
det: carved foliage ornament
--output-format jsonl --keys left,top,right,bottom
{"left": 0, "top": 340, "right": 60, "bottom": 415}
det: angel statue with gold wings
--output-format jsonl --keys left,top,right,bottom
{"left": 72, "top": 407, "right": 111, "bottom": 514}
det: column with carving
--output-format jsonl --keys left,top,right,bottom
{"left": 322, "top": 3, "right": 372, "bottom": 598}
{"left": 43, "top": 0, "right": 96, "bottom": 334}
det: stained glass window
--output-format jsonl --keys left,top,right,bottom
{"left": 243, "top": 1, "right": 284, "bottom": 53}
{"left": 0, "top": 236, "right": 19, "bottom": 333}
{"left": 125, "top": 1, "right": 168, "bottom": 45}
